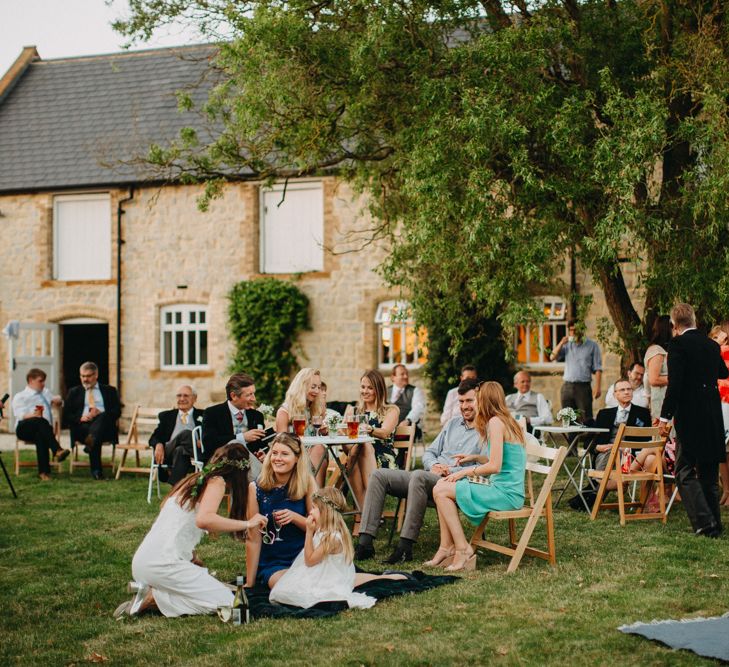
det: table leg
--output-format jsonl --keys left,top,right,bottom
{"left": 327, "top": 444, "right": 361, "bottom": 514}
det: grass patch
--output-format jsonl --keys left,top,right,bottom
{"left": 2, "top": 453, "right": 728, "bottom": 666}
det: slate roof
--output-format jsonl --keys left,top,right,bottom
{"left": 0, "top": 45, "right": 221, "bottom": 193}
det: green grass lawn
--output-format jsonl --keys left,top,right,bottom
{"left": 2, "top": 454, "right": 728, "bottom": 666}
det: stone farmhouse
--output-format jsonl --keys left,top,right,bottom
{"left": 0, "top": 44, "right": 633, "bottom": 430}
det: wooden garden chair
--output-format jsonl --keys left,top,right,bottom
{"left": 69, "top": 413, "right": 119, "bottom": 475}
{"left": 589, "top": 424, "right": 667, "bottom": 526}
{"left": 381, "top": 423, "right": 417, "bottom": 540}
{"left": 469, "top": 440, "right": 568, "bottom": 573}
{"left": 115, "top": 405, "right": 164, "bottom": 479}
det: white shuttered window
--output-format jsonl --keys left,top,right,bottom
{"left": 53, "top": 193, "right": 111, "bottom": 280}
{"left": 261, "top": 182, "right": 324, "bottom": 273}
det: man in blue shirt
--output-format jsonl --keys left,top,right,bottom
{"left": 550, "top": 319, "right": 603, "bottom": 422}
{"left": 354, "top": 378, "right": 482, "bottom": 564}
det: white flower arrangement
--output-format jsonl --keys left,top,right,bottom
{"left": 258, "top": 404, "right": 275, "bottom": 420}
{"left": 556, "top": 407, "right": 578, "bottom": 425}
{"left": 326, "top": 413, "right": 341, "bottom": 431}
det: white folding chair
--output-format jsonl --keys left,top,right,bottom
{"left": 146, "top": 425, "right": 205, "bottom": 504}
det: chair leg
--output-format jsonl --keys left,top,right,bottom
{"left": 147, "top": 465, "right": 156, "bottom": 504}
{"left": 387, "top": 498, "right": 402, "bottom": 546}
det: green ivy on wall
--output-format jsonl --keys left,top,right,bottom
{"left": 228, "top": 278, "right": 310, "bottom": 406}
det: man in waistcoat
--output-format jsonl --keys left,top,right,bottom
{"left": 504, "top": 370, "right": 553, "bottom": 433}
{"left": 388, "top": 364, "right": 426, "bottom": 439}
{"left": 149, "top": 384, "right": 205, "bottom": 485}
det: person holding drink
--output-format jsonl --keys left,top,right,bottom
{"left": 245, "top": 433, "right": 316, "bottom": 588}
{"left": 343, "top": 370, "right": 400, "bottom": 519}
{"left": 276, "top": 368, "right": 329, "bottom": 485}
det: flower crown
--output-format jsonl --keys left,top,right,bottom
{"left": 312, "top": 491, "right": 344, "bottom": 514}
{"left": 190, "top": 457, "right": 249, "bottom": 498}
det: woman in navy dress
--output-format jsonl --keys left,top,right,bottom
{"left": 245, "top": 433, "right": 316, "bottom": 588}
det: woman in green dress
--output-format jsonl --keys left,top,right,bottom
{"left": 427, "top": 381, "right": 526, "bottom": 572}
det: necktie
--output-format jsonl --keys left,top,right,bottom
{"left": 181, "top": 412, "right": 188, "bottom": 424}
{"left": 617, "top": 408, "right": 628, "bottom": 424}
{"left": 87, "top": 388, "right": 96, "bottom": 409}
{"left": 235, "top": 411, "right": 244, "bottom": 434}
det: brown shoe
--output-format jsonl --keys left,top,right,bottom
{"left": 54, "top": 449, "right": 70, "bottom": 462}
{"left": 38, "top": 473, "right": 51, "bottom": 481}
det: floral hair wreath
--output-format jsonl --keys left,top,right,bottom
{"left": 190, "top": 457, "right": 249, "bottom": 498}
{"left": 312, "top": 491, "right": 344, "bottom": 514}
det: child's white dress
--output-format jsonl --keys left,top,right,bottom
{"left": 269, "top": 531, "right": 376, "bottom": 609}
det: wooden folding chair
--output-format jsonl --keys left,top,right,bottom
{"left": 14, "top": 406, "right": 63, "bottom": 475}
{"left": 115, "top": 406, "right": 165, "bottom": 479}
{"left": 589, "top": 424, "right": 667, "bottom": 526}
{"left": 380, "top": 423, "right": 417, "bottom": 539}
{"left": 69, "top": 410, "right": 118, "bottom": 474}
{"left": 469, "top": 441, "right": 568, "bottom": 573}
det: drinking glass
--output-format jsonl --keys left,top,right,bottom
{"left": 272, "top": 512, "right": 284, "bottom": 541}
{"left": 346, "top": 412, "right": 360, "bottom": 440}
{"left": 292, "top": 414, "right": 306, "bottom": 437}
{"left": 311, "top": 415, "right": 323, "bottom": 436}
{"left": 217, "top": 606, "right": 232, "bottom": 622}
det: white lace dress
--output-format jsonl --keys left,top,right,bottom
{"left": 269, "top": 531, "right": 375, "bottom": 609}
{"left": 131, "top": 496, "right": 233, "bottom": 617}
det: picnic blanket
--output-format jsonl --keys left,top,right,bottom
{"left": 248, "top": 572, "right": 459, "bottom": 620}
{"left": 619, "top": 613, "right": 729, "bottom": 662}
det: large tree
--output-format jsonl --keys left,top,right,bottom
{"left": 115, "top": 0, "right": 729, "bottom": 363}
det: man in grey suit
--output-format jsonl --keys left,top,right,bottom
{"left": 354, "top": 378, "right": 482, "bottom": 563}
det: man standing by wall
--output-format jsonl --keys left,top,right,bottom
{"left": 660, "top": 303, "right": 728, "bottom": 538}
{"left": 549, "top": 319, "right": 603, "bottom": 422}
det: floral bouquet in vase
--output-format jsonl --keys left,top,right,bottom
{"left": 556, "top": 407, "right": 578, "bottom": 428}
{"left": 326, "top": 413, "right": 342, "bottom": 435}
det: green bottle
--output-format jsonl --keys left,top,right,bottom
{"left": 232, "top": 575, "right": 249, "bottom": 625}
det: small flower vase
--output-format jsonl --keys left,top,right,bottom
{"left": 561, "top": 417, "right": 571, "bottom": 428}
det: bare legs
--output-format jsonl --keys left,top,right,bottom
{"left": 309, "top": 444, "right": 328, "bottom": 488}
{"left": 354, "top": 572, "right": 407, "bottom": 585}
{"left": 431, "top": 480, "right": 475, "bottom": 571}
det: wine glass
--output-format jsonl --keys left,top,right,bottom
{"left": 273, "top": 512, "right": 284, "bottom": 542}
{"left": 311, "top": 414, "right": 323, "bottom": 436}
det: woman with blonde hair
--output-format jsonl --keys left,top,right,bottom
{"left": 246, "top": 433, "right": 316, "bottom": 588}
{"left": 276, "top": 367, "right": 328, "bottom": 485}
{"left": 427, "top": 381, "right": 526, "bottom": 572}
{"left": 118, "top": 443, "right": 267, "bottom": 617}
{"left": 270, "top": 487, "right": 406, "bottom": 609}
{"left": 344, "top": 369, "right": 400, "bottom": 517}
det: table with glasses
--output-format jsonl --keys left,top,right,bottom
{"left": 301, "top": 435, "right": 374, "bottom": 513}
{"left": 533, "top": 425, "right": 609, "bottom": 512}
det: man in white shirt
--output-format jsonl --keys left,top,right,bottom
{"left": 504, "top": 371, "right": 553, "bottom": 432}
{"left": 12, "top": 368, "right": 68, "bottom": 480}
{"left": 388, "top": 364, "right": 426, "bottom": 433}
{"left": 604, "top": 362, "right": 648, "bottom": 409}
{"left": 439, "top": 364, "right": 478, "bottom": 426}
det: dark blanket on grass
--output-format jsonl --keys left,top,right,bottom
{"left": 619, "top": 614, "right": 729, "bottom": 662}
{"left": 248, "top": 573, "right": 458, "bottom": 620}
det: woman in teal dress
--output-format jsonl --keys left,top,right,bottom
{"left": 427, "top": 381, "right": 526, "bottom": 572}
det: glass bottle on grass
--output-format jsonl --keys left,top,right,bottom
{"left": 232, "top": 574, "right": 249, "bottom": 625}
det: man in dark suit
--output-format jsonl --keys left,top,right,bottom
{"left": 591, "top": 378, "right": 652, "bottom": 490}
{"left": 660, "top": 303, "right": 728, "bottom": 538}
{"left": 150, "top": 384, "right": 205, "bottom": 485}
{"left": 63, "top": 361, "right": 121, "bottom": 480}
{"left": 201, "top": 373, "right": 266, "bottom": 463}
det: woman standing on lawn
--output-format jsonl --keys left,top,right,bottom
{"left": 116, "top": 443, "right": 267, "bottom": 618}
{"left": 246, "top": 433, "right": 316, "bottom": 588}
{"left": 427, "top": 382, "right": 526, "bottom": 572}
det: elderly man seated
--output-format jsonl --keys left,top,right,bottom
{"left": 150, "top": 384, "right": 205, "bottom": 486}
{"left": 504, "top": 370, "right": 553, "bottom": 432}
{"left": 354, "top": 378, "right": 482, "bottom": 564}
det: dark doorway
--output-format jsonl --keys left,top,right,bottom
{"left": 61, "top": 323, "right": 109, "bottom": 396}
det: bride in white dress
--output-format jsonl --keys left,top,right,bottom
{"left": 116, "top": 443, "right": 267, "bottom": 618}
{"left": 270, "top": 487, "right": 406, "bottom": 609}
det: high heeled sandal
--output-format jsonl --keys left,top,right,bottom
{"left": 445, "top": 549, "right": 477, "bottom": 572}
{"left": 423, "top": 547, "right": 455, "bottom": 568}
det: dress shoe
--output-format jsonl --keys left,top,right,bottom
{"left": 91, "top": 470, "right": 104, "bottom": 481}
{"left": 354, "top": 542, "right": 375, "bottom": 560}
{"left": 54, "top": 449, "right": 70, "bottom": 462}
{"left": 383, "top": 545, "right": 413, "bottom": 564}
{"left": 38, "top": 473, "right": 51, "bottom": 481}
{"left": 695, "top": 524, "right": 722, "bottom": 539}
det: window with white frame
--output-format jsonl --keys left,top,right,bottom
{"left": 375, "top": 301, "right": 428, "bottom": 370}
{"left": 260, "top": 181, "right": 324, "bottom": 273}
{"left": 53, "top": 193, "right": 111, "bottom": 280}
{"left": 160, "top": 305, "right": 208, "bottom": 370}
{"left": 514, "top": 296, "right": 568, "bottom": 365}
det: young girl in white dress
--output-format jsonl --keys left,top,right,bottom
{"left": 269, "top": 487, "right": 406, "bottom": 609}
{"left": 115, "top": 443, "right": 267, "bottom": 618}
